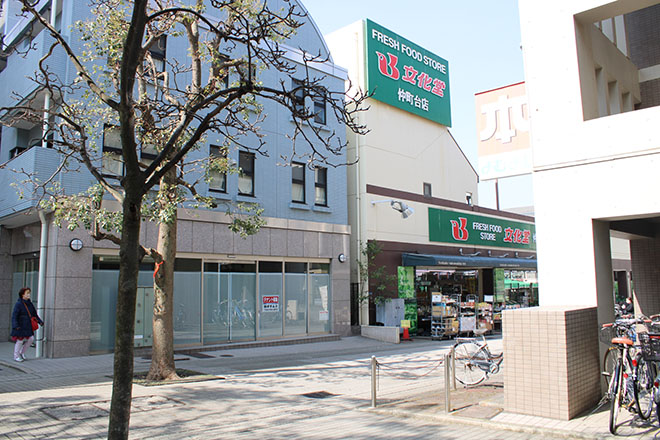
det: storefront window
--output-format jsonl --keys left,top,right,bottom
{"left": 309, "top": 263, "right": 330, "bottom": 333}
{"left": 259, "top": 262, "right": 283, "bottom": 338}
{"left": 92, "top": 255, "right": 330, "bottom": 351}
{"left": 173, "top": 259, "right": 202, "bottom": 344}
{"left": 91, "top": 256, "right": 154, "bottom": 352}
{"left": 285, "top": 262, "right": 307, "bottom": 335}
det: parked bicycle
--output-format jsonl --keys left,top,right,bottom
{"left": 452, "top": 328, "right": 503, "bottom": 386}
{"left": 600, "top": 316, "right": 655, "bottom": 434}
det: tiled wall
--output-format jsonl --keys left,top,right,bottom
{"left": 631, "top": 237, "right": 660, "bottom": 316}
{"left": 503, "top": 306, "right": 600, "bottom": 420}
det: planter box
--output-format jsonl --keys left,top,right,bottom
{"left": 361, "top": 325, "right": 400, "bottom": 344}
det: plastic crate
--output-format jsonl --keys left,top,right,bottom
{"left": 639, "top": 333, "right": 660, "bottom": 362}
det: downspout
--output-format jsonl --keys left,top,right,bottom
{"left": 41, "top": 0, "right": 59, "bottom": 149}
{"left": 36, "top": 209, "right": 48, "bottom": 358}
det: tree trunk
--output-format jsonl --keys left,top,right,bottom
{"left": 147, "top": 166, "right": 179, "bottom": 381}
{"left": 108, "top": 192, "right": 143, "bottom": 440}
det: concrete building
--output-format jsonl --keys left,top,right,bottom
{"left": 326, "top": 21, "right": 538, "bottom": 335}
{"left": 506, "top": 0, "right": 660, "bottom": 420}
{"left": 0, "top": 0, "right": 352, "bottom": 357}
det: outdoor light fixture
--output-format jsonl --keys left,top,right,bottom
{"left": 69, "top": 238, "right": 84, "bottom": 251}
{"left": 488, "top": 250, "right": 509, "bottom": 258}
{"left": 370, "top": 199, "right": 414, "bottom": 219}
{"left": 338, "top": 253, "right": 347, "bottom": 263}
{"left": 459, "top": 248, "right": 481, "bottom": 257}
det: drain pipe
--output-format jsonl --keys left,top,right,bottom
{"left": 41, "top": 0, "right": 59, "bottom": 149}
{"left": 36, "top": 209, "right": 49, "bottom": 358}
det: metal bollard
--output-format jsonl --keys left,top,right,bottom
{"left": 451, "top": 345, "right": 456, "bottom": 390}
{"left": 444, "top": 352, "right": 451, "bottom": 412}
{"left": 371, "top": 355, "right": 377, "bottom": 408}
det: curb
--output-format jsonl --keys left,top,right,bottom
{"left": 365, "top": 406, "right": 607, "bottom": 440}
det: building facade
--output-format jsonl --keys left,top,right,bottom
{"left": 505, "top": 0, "right": 660, "bottom": 419}
{"left": 0, "top": 0, "right": 352, "bottom": 357}
{"left": 326, "top": 21, "right": 538, "bottom": 334}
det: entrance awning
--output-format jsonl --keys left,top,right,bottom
{"left": 402, "top": 253, "right": 537, "bottom": 269}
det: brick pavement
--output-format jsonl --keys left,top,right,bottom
{"left": 1, "top": 336, "right": 658, "bottom": 439}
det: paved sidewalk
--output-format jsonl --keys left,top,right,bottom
{"left": 0, "top": 336, "right": 657, "bottom": 439}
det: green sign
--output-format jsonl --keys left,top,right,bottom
{"left": 397, "top": 266, "right": 415, "bottom": 299}
{"left": 364, "top": 19, "right": 451, "bottom": 126}
{"left": 428, "top": 208, "right": 536, "bottom": 250}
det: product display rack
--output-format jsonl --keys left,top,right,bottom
{"left": 430, "top": 293, "right": 458, "bottom": 339}
{"left": 458, "top": 294, "right": 477, "bottom": 334}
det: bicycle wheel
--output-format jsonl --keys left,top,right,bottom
{"left": 602, "top": 347, "right": 617, "bottom": 393}
{"left": 634, "top": 354, "right": 656, "bottom": 420}
{"left": 609, "top": 357, "right": 623, "bottom": 435}
{"left": 453, "top": 342, "right": 488, "bottom": 386}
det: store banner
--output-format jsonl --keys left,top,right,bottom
{"left": 364, "top": 19, "right": 451, "bottom": 127}
{"left": 428, "top": 207, "right": 536, "bottom": 250}
{"left": 397, "top": 266, "right": 417, "bottom": 333}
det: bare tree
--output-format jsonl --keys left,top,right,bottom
{"left": 1, "top": 1, "right": 367, "bottom": 438}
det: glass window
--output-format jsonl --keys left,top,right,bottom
{"left": 147, "top": 35, "right": 167, "bottom": 72}
{"left": 238, "top": 151, "right": 255, "bottom": 196}
{"left": 223, "top": 263, "right": 256, "bottom": 340}
{"left": 258, "top": 261, "right": 283, "bottom": 338}
{"left": 173, "top": 258, "right": 202, "bottom": 345}
{"left": 203, "top": 262, "right": 229, "bottom": 343}
{"left": 292, "top": 78, "right": 305, "bottom": 114}
{"left": 209, "top": 145, "right": 227, "bottom": 193}
{"left": 291, "top": 162, "right": 305, "bottom": 203}
{"left": 313, "top": 93, "right": 326, "bottom": 125}
{"left": 285, "top": 262, "right": 307, "bottom": 335}
{"left": 103, "top": 125, "right": 123, "bottom": 177}
{"left": 423, "top": 182, "right": 432, "bottom": 198}
{"left": 315, "top": 167, "right": 327, "bottom": 206}
{"left": 309, "top": 263, "right": 331, "bottom": 333}
{"left": 141, "top": 143, "right": 158, "bottom": 168}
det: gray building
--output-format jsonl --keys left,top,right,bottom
{"left": 0, "top": 0, "right": 352, "bottom": 357}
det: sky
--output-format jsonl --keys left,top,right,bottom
{"left": 300, "top": 0, "right": 533, "bottom": 210}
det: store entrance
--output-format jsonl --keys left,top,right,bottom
{"left": 414, "top": 268, "right": 492, "bottom": 338}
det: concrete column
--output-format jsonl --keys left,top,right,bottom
{"left": 593, "top": 220, "right": 614, "bottom": 326}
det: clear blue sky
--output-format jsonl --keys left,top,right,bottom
{"left": 300, "top": 0, "right": 530, "bottom": 210}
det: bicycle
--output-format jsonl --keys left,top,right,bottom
{"left": 452, "top": 328, "right": 503, "bottom": 386}
{"left": 601, "top": 317, "right": 655, "bottom": 434}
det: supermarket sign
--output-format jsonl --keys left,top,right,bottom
{"left": 365, "top": 19, "right": 451, "bottom": 126}
{"left": 428, "top": 208, "right": 536, "bottom": 250}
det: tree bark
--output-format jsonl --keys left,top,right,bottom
{"left": 147, "top": 165, "right": 179, "bottom": 381}
{"left": 108, "top": 192, "right": 143, "bottom": 440}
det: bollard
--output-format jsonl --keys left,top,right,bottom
{"left": 444, "top": 352, "right": 451, "bottom": 412}
{"left": 451, "top": 345, "right": 456, "bottom": 390}
{"left": 371, "top": 355, "right": 377, "bottom": 408}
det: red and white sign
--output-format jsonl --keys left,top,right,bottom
{"left": 262, "top": 295, "right": 280, "bottom": 312}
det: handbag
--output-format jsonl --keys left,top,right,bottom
{"left": 23, "top": 302, "right": 40, "bottom": 331}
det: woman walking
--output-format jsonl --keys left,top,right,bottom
{"left": 11, "top": 287, "right": 43, "bottom": 362}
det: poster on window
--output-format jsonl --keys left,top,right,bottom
{"left": 262, "top": 295, "right": 280, "bottom": 312}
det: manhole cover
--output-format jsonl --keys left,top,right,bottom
{"left": 302, "top": 391, "right": 336, "bottom": 399}
{"left": 41, "top": 403, "right": 107, "bottom": 421}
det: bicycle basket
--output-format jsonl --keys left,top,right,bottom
{"left": 599, "top": 325, "right": 616, "bottom": 344}
{"left": 639, "top": 332, "right": 660, "bottom": 362}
